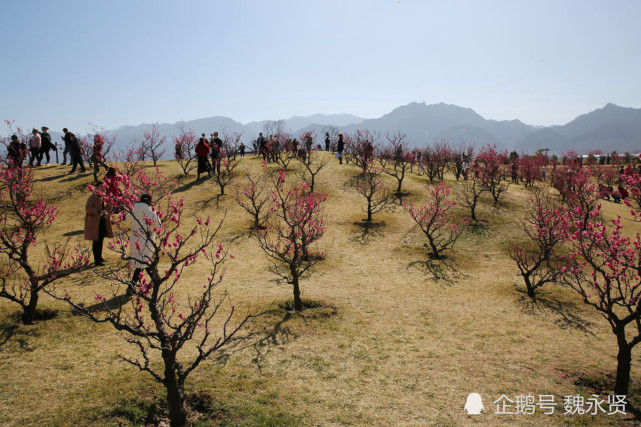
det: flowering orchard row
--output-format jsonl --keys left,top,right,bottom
{"left": 2, "top": 125, "right": 641, "bottom": 424}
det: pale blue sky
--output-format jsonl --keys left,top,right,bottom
{"left": 1, "top": 0, "right": 639, "bottom": 132}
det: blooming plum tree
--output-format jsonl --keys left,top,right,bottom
{"left": 212, "top": 152, "right": 239, "bottom": 195}
{"left": 0, "top": 166, "right": 89, "bottom": 324}
{"left": 378, "top": 131, "right": 414, "bottom": 194}
{"left": 173, "top": 124, "right": 197, "bottom": 176}
{"left": 50, "top": 169, "right": 254, "bottom": 426}
{"left": 404, "top": 182, "right": 466, "bottom": 259}
{"left": 254, "top": 170, "right": 327, "bottom": 312}
{"left": 350, "top": 166, "right": 392, "bottom": 222}
{"left": 561, "top": 203, "right": 641, "bottom": 395}
{"left": 234, "top": 167, "right": 272, "bottom": 230}
{"left": 457, "top": 179, "right": 486, "bottom": 222}
{"left": 136, "top": 123, "right": 166, "bottom": 167}
{"left": 508, "top": 188, "right": 567, "bottom": 297}
{"left": 448, "top": 142, "right": 474, "bottom": 181}
{"left": 420, "top": 140, "right": 451, "bottom": 183}
{"left": 296, "top": 146, "right": 330, "bottom": 194}
{"left": 345, "top": 129, "right": 379, "bottom": 171}
{"left": 475, "top": 144, "right": 510, "bottom": 204}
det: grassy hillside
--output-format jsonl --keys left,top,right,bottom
{"left": 1, "top": 155, "right": 639, "bottom": 426}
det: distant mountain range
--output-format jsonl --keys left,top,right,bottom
{"left": 88, "top": 102, "right": 641, "bottom": 158}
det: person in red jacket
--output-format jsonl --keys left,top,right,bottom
{"left": 195, "top": 136, "right": 211, "bottom": 180}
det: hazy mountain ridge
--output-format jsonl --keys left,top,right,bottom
{"left": 65, "top": 102, "right": 641, "bottom": 159}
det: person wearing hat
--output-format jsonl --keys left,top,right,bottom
{"left": 28, "top": 129, "right": 42, "bottom": 167}
{"left": 336, "top": 133, "right": 345, "bottom": 164}
{"left": 39, "top": 126, "right": 53, "bottom": 165}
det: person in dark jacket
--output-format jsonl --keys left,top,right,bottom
{"left": 325, "top": 132, "right": 330, "bottom": 151}
{"left": 336, "top": 133, "right": 345, "bottom": 164}
{"left": 39, "top": 126, "right": 54, "bottom": 165}
{"left": 257, "top": 133, "right": 266, "bottom": 161}
{"left": 61, "top": 134, "right": 70, "bottom": 165}
{"left": 64, "top": 128, "right": 86, "bottom": 173}
{"left": 211, "top": 132, "right": 223, "bottom": 174}
{"left": 7, "top": 135, "right": 26, "bottom": 169}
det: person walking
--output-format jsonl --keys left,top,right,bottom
{"left": 61, "top": 134, "right": 70, "bottom": 165}
{"left": 239, "top": 142, "right": 246, "bottom": 157}
{"left": 126, "top": 193, "right": 160, "bottom": 295}
{"left": 195, "top": 135, "right": 210, "bottom": 180}
{"left": 325, "top": 132, "right": 330, "bottom": 151}
{"left": 28, "top": 129, "right": 42, "bottom": 167}
{"left": 336, "top": 133, "right": 345, "bottom": 164}
{"left": 85, "top": 181, "right": 113, "bottom": 266}
{"left": 64, "top": 128, "right": 86, "bottom": 173}
{"left": 39, "top": 126, "right": 53, "bottom": 165}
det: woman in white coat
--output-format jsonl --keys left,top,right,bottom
{"left": 126, "top": 194, "right": 161, "bottom": 295}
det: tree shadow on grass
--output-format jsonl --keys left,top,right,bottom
{"left": 407, "top": 256, "right": 467, "bottom": 287}
{"left": 197, "top": 194, "right": 224, "bottom": 210}
{"left": 73, "top": 293, "right": 131, "bottom": 315}
{"left": 62, "top": 229, "right": 83, "bottom": 237}
{"left": 227, "top": 227, "right": 257, "bottom": 245}
{"left": 0, "top": 309, "right": 54, "bottom": 350}
{"left": 350, "top": 221, "right": 385, "bottom": 245}
{"left": 393, "top": 190, "right": 410, "bottom": 206}
{"left": 59, "top": 172, "right": 90, "bottom": 182}
{"left": 33, "top": 173, "right": 69, "bottom": 183}
{"left": 515, "top": 292, "right": 595, "bottom": 335}
{"left": 174, "top": 177, "right": 203, "bottom": 194}
{"left": 212, "top": 308, "right": 297, "bottom": 374}
{"left": 212, "top": 299, "right": 334, "bottom": 374}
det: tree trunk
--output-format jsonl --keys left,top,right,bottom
{"left": 614, "top": 328, "right": 631, "bottom": 395}
{"left": 396, "top": 179, "right": 402, "bottom": 194}
{"left": 291, "top": 265, "right": 302, "bottom": 312}
{"left": 22, "top": 286, "right": 39, "bottom": 325}
{"left": 427, "top": 237, "right": 441, "bottom": 260}
{"left": 163, "top": 353, "right": 186, "bottom": 427}
{"left": 367, "top": 202, "right": 373, "bottom": 222}
{"left": 524, "top": 275, "right": 535, "bottom": 298}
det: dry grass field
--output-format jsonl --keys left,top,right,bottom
{"left": 1, "top": 154, "right": 640, "bottom": 426}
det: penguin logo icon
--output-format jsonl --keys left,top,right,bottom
{"left": 464, "top": 393, "right": 484, "bottom": 415}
